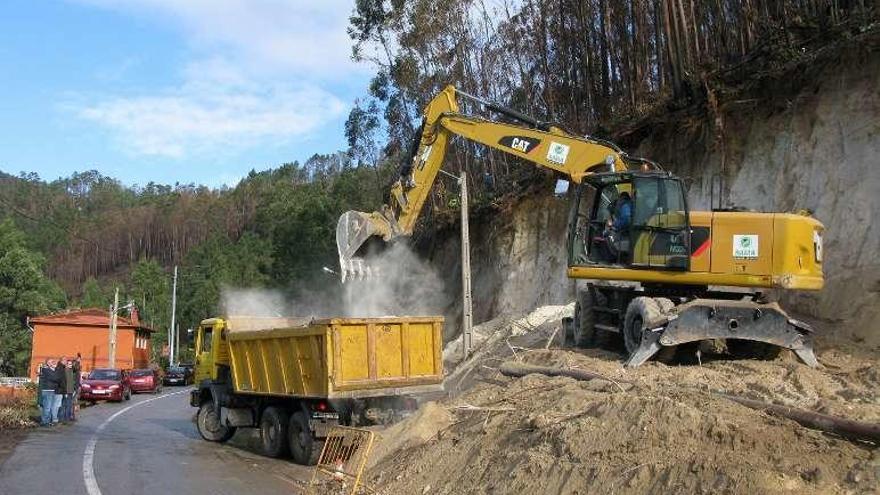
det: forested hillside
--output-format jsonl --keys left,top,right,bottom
{"left": 0, "top": 1, "right": 875, "bottom": 375}
{"left": 0, "top": 155, "right": 389, "bottom": 373}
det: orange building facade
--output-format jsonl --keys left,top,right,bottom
{"left": 28, "top": 308, "right": 154, "bottom": 379}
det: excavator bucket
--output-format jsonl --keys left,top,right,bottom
{"left": 336, "top": 210, "right": 393, "bottom": 282}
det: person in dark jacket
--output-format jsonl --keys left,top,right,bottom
{"left": 60, "top": 358, "right": 75, "bottom": 422}
{"left": 71, "top": 354, "right": 82, "bottom": 420}
{"left": 51, "top": 357, "right": 66, "bottom": 424}
{"left": 38, "top": 358, "right": 59, "bottom": 426}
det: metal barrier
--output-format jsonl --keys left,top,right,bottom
{"left": 307, "top": 426, "right": 375, "bottom": 495}
{"left": 0, "top": 377, "right": 32, "bottom": 388}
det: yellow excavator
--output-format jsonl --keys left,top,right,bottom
{"left": 337, "top": 85, "right": 824, "bottom": 367}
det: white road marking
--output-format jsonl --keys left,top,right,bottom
{"left": 82, "top": 390, "right": 190, "bottom": 495}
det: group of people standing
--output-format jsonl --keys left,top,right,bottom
{"left": 36, "top": 354, "right": 81, "bottom": 426}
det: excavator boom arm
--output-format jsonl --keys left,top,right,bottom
{"left": 337, "top": 85, "right": 649, "bottom": 278}
{"left": 388, "top": 86, "right": 636, "bottom": 235}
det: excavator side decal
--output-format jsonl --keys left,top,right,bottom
{"left": 547, "top": 142, "right": 570, "bottom": 164}
{"left": 733, "top": 234, "right": 759, "bottom": 259}
{"left": 499, "top": 136, "right": 540, "bottom": 154}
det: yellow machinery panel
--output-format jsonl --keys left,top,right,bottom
{"left": 772, "top": 213, "right": 824, "bottom": 288}
{"left": 219, "top": 316, "right": 444, "bottom": 400}
{"left": 710, "top": 212, "right": 775, "bottom": 276}
{"left": 329, "top": 318, "right": 444, "bottom": 394}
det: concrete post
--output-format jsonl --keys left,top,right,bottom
{"left": 109, "top": 287, "right": 119, "bottom": 368}
{"left": 460, "top": 171, "right": 473, "bottom": 359}
{"left": 170, "top": 265, "right": 178, "bottom": 366}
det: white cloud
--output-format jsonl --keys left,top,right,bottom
{"left": 78, "top": 61, "right": 346, "bottom": 158}
{"left": 69, "top": 1, "right": 362, "bottom": 158}
{"left": 74, "top": 0, "right": 361, "bottom": 77}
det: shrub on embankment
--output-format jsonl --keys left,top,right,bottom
{"left": 0, "top": 386, "right": 38, "bottom": 429}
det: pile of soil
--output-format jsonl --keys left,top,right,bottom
{"left": 365, "top": 305, "right": 880, "bottom": 494}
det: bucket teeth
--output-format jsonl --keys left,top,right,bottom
{"left": 340, "top": 258, "right": 379, "bottom": 283}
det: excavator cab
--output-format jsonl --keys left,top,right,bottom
{"left": 568, "top": 171, "right": 690, "bottom": 271}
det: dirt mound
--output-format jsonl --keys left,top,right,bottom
{"left": 365, "top": 305, "right": 880, "bottom": 494}
{"left": 369, "top": 402, "right": 454, "bottom": 467}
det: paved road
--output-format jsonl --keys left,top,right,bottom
{"left": 0, "top": 389, "right": 313, "bottom": 495}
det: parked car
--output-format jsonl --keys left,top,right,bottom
{"left": 81, "top": 368, "right": 131, "bottom": 403}
{"left": 179, "top": 363, "right": 195, "bottom": 385}
{"left": 163, "top": 366, "right": 189, "bottom": 386}
{"left": 129, "top": 368, "right": 162, "bottom": 394}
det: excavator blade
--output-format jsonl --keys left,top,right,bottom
{"left": 625, "top": 299, "right": 819, "bottom": 368}
{"left": 336, "top": 210, "right": 393, "bottom": 282}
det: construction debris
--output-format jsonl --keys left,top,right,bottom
{"left": 499, "top": 361, "right": 880, "bottom": 444}
{"left": 366, "top": 305, "right": 880, "bottom": 494}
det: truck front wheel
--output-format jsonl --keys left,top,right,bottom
{"left": 288, "top": 411, "right": 323, "bottom": 465}
{"left": 197, "top": 402, "right": 235, "bottom": 443}
{"left": 260, "top": 407, "right": 290, "bottom": 458}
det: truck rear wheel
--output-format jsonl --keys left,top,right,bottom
{"left": 197, "top": 402, "right": 235, "bottom": 443}
{"left": 288, "top": 411, "right": 322, "bottom": 465}
{"left": 260, "top": 406, "right": 290, "bottom": 458}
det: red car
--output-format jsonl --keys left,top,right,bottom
{"left": 81, "top": 368, "right": 131, "bottom": 402}
{"left": 129, "top": 368, "right": 162, "bottom": 394}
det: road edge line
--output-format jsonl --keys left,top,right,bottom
{"left": 82, "top": 389, "right": 190, "bottom": 495}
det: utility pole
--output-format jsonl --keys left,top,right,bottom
{"left": 109, "top": 287, "right": 119, "bottom": 368}
{"left": 460, "top": 171, "right": 473, "bottom": 359}
{"left": 170, "top": 265, "right": 178, "bottom": 366}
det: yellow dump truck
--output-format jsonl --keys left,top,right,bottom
{"left": 190, "top": 316, "right": 444, "bottom": 464}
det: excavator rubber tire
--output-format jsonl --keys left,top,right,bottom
{"left": 652, "top": 297, "right": 678, "bottom": 362}
{"left": 623, "top": 297, "right": 675, "bottom": 364}
{"left": 260, "top": 406, "right": 290, "bottom": 458}
{"left": 573, "top": 287, "right": 608, "bottom": 348}
{"left": 654, "top": 297, "right": 675, "bottom": 315}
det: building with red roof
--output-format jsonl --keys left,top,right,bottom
{"left": 28, "top": 307, "right": 154, "bottom": 378}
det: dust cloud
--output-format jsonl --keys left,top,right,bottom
{"left": 341, "top": 243, "right": 446, "bottom": 317}
{"left": 219, "top": 243, "right": 445, "bottom": 319}
{"left": 220, "top": 288, "right": 287, "bottom": 317}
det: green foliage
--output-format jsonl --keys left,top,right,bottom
{"left": 0, "top": 142, "right": 398, "bottom": 361}
{"left": 0, "top": 219, "right": 66, "bottom": 376}
{"left": 177, "top": 233, "right": 273, "bottom": 329}
{"left": 129, "top": 258, "right": 171, "bottom": 356}
{"left": 80, "top": 278, "right": 110, "bottom": 309}
{"left": 345, "top": 99, "right": 382, "bottom": 167}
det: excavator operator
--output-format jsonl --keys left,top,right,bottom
{"left": 603, "top": 191, "right": 632, "bottom": 263}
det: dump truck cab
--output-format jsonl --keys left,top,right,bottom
{"left": 193, "top": 318, "right": 226, "bottom": 385}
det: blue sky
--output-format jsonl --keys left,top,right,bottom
{"left": 0, "top": 0, "right": 372, "bottom": 187}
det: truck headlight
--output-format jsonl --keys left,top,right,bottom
{"left": 813, "top": 231, "right": 823, "bottom": 263}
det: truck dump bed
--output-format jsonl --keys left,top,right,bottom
{"left": 224, "top": 316, "right": 444, "bottom": 399}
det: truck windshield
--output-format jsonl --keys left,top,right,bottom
{"left": 89, "top": 370, "right": 121, "bottom": 380}
{"left": 200, "top": 328, "right": 213, "bottom": 353}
